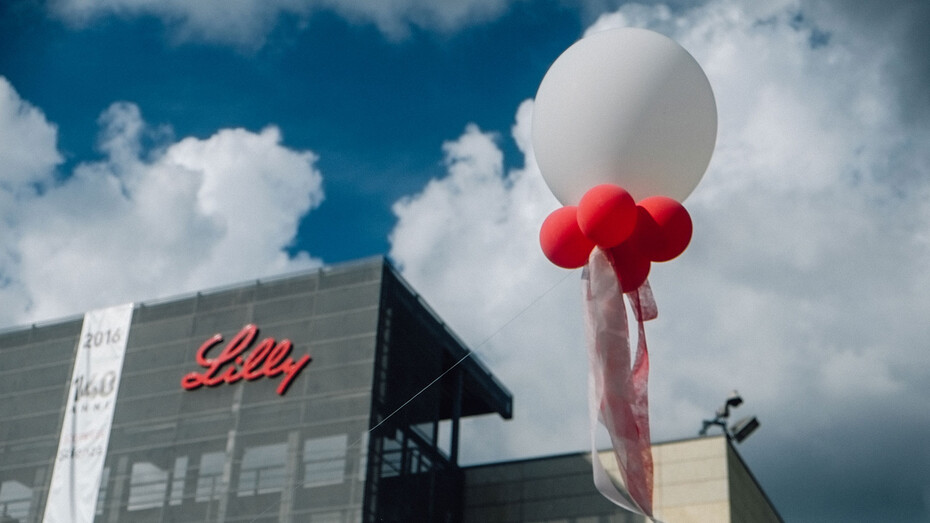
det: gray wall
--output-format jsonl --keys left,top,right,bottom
{"left": 463, "top": 454, "right": 645, "bottom": 523}
{"left": 1, "top": 319, "right": 82, "bottom": 522}
{"left": 727, "top": 443, "right": 783, "bottom": 523}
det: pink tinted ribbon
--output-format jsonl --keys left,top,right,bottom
{"left": 583, "top": 249, "right": 658, "bottom": 519}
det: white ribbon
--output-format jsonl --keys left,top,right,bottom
{"left": 583, "top": 250, "right": 658, "bottom": 520}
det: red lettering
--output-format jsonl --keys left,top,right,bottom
{"left": 242, "top": 338, "right": 274, "bottom": 380}
{"left": 181, "top": 324, "right": 312, "bottom": 395}
{"left": 276, "top": 354, "right": 312, "bottom": 395}
{"left": 264, "top": 340, "right": 290, "bottom": 378}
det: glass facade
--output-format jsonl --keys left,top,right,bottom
{"left": 0, "top": 257, "right": 512, "bottom": 523}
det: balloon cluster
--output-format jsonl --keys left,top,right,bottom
{"left": 531, "top": 28, "right": 715, "bottom": 294}
{"left": 540, "top": 184, "right": 692, "bottom": 293}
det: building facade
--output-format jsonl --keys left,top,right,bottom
{"left": 0, "top": 257, "right": 511, "bottom": 522}
{"left": 0, "top": 257, "right": 779, "bottom": 523}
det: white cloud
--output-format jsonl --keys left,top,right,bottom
{"left": 0, "top": 79, "right": 65, "bottom": 322}
{"left": 317, "top": 0, "right": 510, "bottom": 40}
{"left": 0, "top": 80, "right": 324, "bottom": 324}
{"left": 49, "top": 0, "right": 300, "bottom": 47}
{"left": 387, "top": 3, "right": 930, "bottom": 515}
{"left": 48, "top": 0, "right": 512, "bottom": 47}
{"left": 0, "top": 77, "right": 61, "bottom": 190}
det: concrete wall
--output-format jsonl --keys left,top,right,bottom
{"left": 464, "top": 453, "right": 645, "bottom": 523}
{"left": 466, "top": 436, "right": 781, "bottom": 523}
{"left": 649, "top": 436, "right": 731, "bottom": 522}
{"left": 726, "top": 443, "right": 783, "bottom": 523}
{"left": 603, "top": 435, "right": 782, "bottom": 523}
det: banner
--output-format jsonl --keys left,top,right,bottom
{"left": 43, "top": 303, "right": 134, "bottom": 523}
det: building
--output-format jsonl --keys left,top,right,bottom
{"left": 0, "top": 257, "right": 780, "bottom": 522}
{"left": 464, "top": 435, "right": 783, "bottom": 522}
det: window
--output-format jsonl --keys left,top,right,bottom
{"left": 195, "top": 452, "right": 225, "bottom": 502}
{"left": 169, "top": 456, "right": 187, "bottom": 506}
{"left": 238, "top": 443, "right": 287, "bottom": 496}
{"left": 0, "top": 480, "right": 31, "bottom": 521}
{"left": 96, "top": 467, "right": 109, "bottom": 515}
{"left": 357, "top": 432, "right": 369, "bottom": 482}
{"left": 379, "top": 432, "right": 403, "bottom": 478}
{"left": 303, "top": 434, "right": 348, "bottom": 487}
{"left": 128, "top": 462, "right": 168, "bottom": 511}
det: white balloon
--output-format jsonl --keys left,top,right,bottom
{"left": 532, "top": 28, "right": 717, "bottom": 205}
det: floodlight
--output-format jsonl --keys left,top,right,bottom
{"left": 730, "top": 416, "right": 760, "bottom": 443}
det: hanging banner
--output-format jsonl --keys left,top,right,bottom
{"left": 43, "top": 303, "right": 134, "bottom": 523}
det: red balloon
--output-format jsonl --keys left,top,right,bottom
{"left": 576, "top": 184, "right": 637, "bottom": 248}
{"left": 605, "top": 240, "right": 651, "bottom": 293}
{"left": 539, "top": 206, "right": 596, "bottom": 269}
{"left": 634, "top": 196, "right": 693, "bottom": 262}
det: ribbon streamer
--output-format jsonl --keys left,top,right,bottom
{"left": 583, "top": 249, "right": 658, "bottom": 520}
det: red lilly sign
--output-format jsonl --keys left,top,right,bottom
{"left": 181, "top": 324, "right": 311, "bottom": 395}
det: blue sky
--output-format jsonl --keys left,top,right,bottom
{"left": 2, "top": 1, "right": 930, "bottom": 522}
{"left": 2, "top": 0, "right": 582, "bottom": 261}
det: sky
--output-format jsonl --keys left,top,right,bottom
{"left": 1, "top": 0, "right": 929, "bottom": 521}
